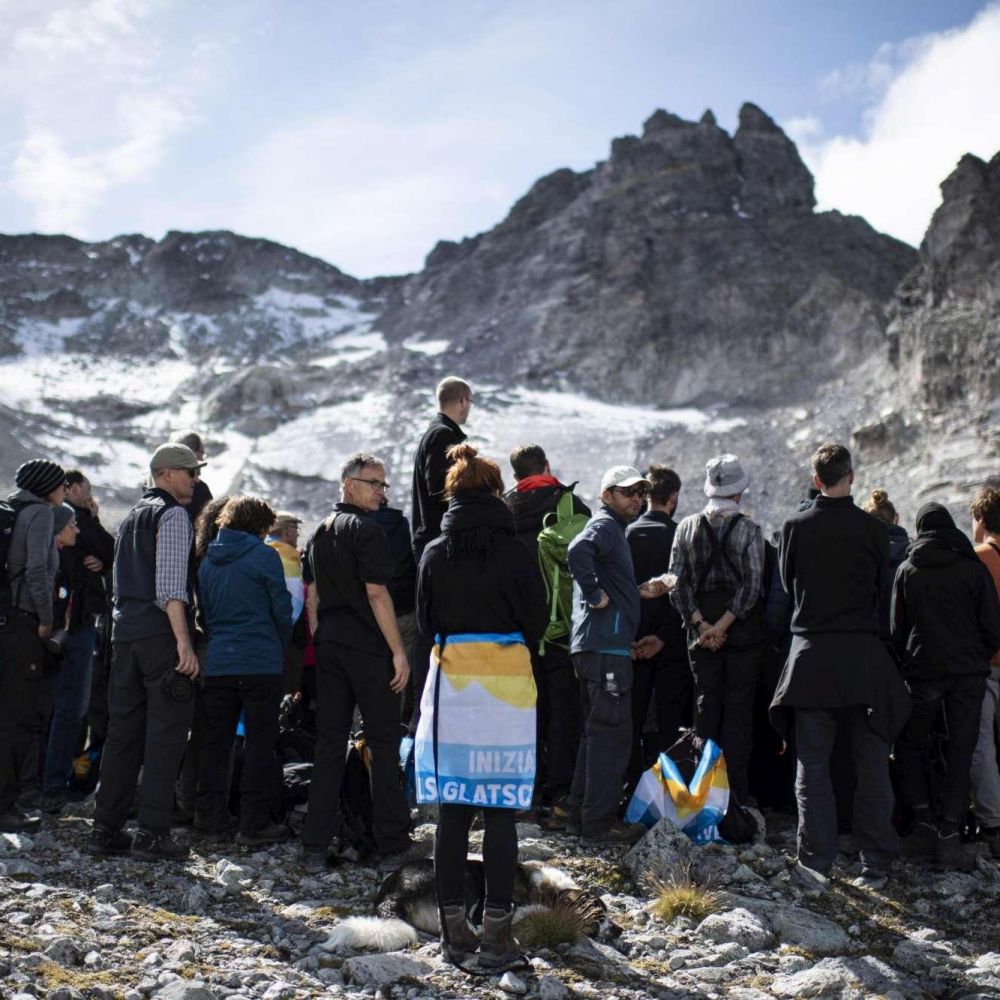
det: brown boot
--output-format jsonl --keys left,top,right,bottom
{"left": 478, "top": 905, "right": 527, "bottom": 972}
{"left": 440, "top": 903, "right": 479, "bottom": 965}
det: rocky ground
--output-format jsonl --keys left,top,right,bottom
{"left": 4, "top": 807, "right": 1000, "bottom": 1000}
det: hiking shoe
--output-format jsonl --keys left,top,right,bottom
{"left": 936, "top": 831, "right": 976, "bottom": 871}
{"left": 902, "top": 818, "right": 938, "bottom": 858}
{"left": 84, "top": 824, "right": 132, "bottom": 857}
{"left": 543, "top": 801, "right": 574, "bottom": 831}
{"left": 981, "top": 826, "right": 1000, "bottom": 858}
{"left": 131, "top": 827, "right": 190, "bottom": 862}
{"left": 0, "top": 807, "right": 42, "bottom": 832}
{"left": 235, "top": 822, "right": 291, "bottom": 848}
{"left": 194, "top": 814, "right": 239, "bottom": 842}
{"left": 301, "top": 848, "right": 338, "bottom": 874}
{"left": 36, "top": 790, "right": 78, "bottom": 815}
{"left": 791, "top": 861, "right": 830, "bottom": 894}
{"left": 582, "top": 821, "right": 646, "bottom": 845}
{"left": 478, "top": 905, "right": 528, "bottom": 973}
{"left": 440, "top": 902, "right": 480, "bottom": 965}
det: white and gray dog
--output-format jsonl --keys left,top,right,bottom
{"left": 324, "top": 858, "right": 621, "bottom": 952}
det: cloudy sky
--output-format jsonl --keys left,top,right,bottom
{"left": 1, "top": 0, "right": 998, "bottom": 277}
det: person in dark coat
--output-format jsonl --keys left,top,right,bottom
{"left": 771, "top": 443, "right": 909, "bottom": 887}
{"left": 39, "top": 470, "right": 115, "bottom": 808}
{"left": 503, "top": 443, "right": 590, "bottom": 813}
{"left": 863, "top": 488, "right": 911, "bottom": 637}
{"left": 626, "top": 464, "right": 691, "bottom": 792}
{"left": 410, "top": 377, "right": 473, "bottom": 563}
{"left": 891, "top": 502, "right": 1000, "bottom": 867}
{"left": 416, "top": 443, "right": 547, "bottom": 970}
{"left": 196, "top": 496, "right": 294, "bottom": 847}
{"left": 408, "top": 377, "right": 472, "bottom": 733}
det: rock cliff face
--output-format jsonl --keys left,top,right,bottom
{"left": 889, "top": 151, "right": 1000, "bottom": 419}
{"left": 3, "top": 102, "right": 991, "bottom": 532}
{"left": 378, "top": 103, "right": 915, "bottom": 405}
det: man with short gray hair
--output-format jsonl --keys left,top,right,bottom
{"left": 301, "top": 453, "right": 415, "bottom": 871}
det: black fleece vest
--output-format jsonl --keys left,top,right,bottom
{"left": 112, "top": 488, "right": 194, "bottom": 643}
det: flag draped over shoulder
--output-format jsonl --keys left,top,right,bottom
{"left": 625, "top": 739, "right": 730, "bottom": 844}
{"left": 415, "top": 632, "right": 537, "bottom": 811}
{"left": 266, "top": 539, "right": 304, "bottom": 622}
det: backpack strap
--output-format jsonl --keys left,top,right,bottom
{"left": 693, "top": 513, "right": 744, "bottom": 597}
{"left": 987, "top": 541, "right": 1000, "bottom": 571}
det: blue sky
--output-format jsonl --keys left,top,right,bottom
{"left": 1, "top": 0, "right": 998, "bottom": 276}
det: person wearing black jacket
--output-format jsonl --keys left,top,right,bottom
{"left": 40, "top": 470, "right": 115, "bottom": 809}
{"left": 416, "top": 444, "right": 547, "bottom": 971}
{"left": 368, "top": 500, "right": 419, "bottom": 720}
{"left": 503, "top": 444, "right": 590, "bottom": 812}
{"left": 771, "top": 444, "right": 909, "bottom": 887}
{"left": 410, "top": 377, "right": 472, "bottom": 563}
{"left": 891, "top": 502, "right": 1000, "bottom": 867}
{"left": 626, "top": 465, "right": 690, "bottom": 791}
{"left": 300, "top": 453, "right": 416, "bottom": 872}
{"left": 176, "top": 432, "right": 214, "bottom": 525}
{"left": 408, "top": 377, "right": 472, "bottom": 733}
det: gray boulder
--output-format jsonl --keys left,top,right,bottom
{"left": 342, "top": 953, "right": 436, "bottom": 987}
{"left": 625, "top": 818, "right": 696, "bottom": 880}
{"left": 696, "top": 908, "right": 774, "bottom": 951}
{"left": 152, "top": 983, "right": 218, "bottom": 1000}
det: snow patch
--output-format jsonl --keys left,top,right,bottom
{"left": 403, "top": 337, "right": 450, "bottom": 356}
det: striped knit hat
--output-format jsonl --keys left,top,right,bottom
{"left": 15, "top": 459, "right": 66, "bottom": 498}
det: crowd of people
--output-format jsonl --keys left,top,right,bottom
{"left": 3, "top": 376, "right": 1000, "bottom": 966}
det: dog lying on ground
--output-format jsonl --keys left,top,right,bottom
{"left": 324, "top": 858, "right": 621, "bottom": 953}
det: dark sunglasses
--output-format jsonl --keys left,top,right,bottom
{"left": 172, "top": 466, "right": 201, "bottom": 479}
{"left": 614, "top": 485, "right": 650, "bottom": 499}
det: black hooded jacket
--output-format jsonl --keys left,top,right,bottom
{"left": 891, "top": 517, "right": 1000, "bottom": 679}
{"left": 417, "top": 491, "right": 547, "bottom": 647}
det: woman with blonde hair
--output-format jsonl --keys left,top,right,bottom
{"left": 415, "top": 444, "right": 547, "bottom": 972}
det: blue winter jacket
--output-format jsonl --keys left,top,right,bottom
{"left": 198, "top": 528, "right": 294, "bottom": 676}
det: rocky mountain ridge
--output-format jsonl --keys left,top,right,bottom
{"left": 0, "top": 103, "right": 996, "bottom": 531}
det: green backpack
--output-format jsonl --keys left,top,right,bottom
{"left": 536, "top": 488, "right": 590, "bottom": 653}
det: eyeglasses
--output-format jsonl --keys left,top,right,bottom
{"left": 351, "top": 477, "right": 390, "bottom": 492}
{"left": 613, "top": 485, "right": 650, "bottom": 499}
{"left": 172, "top": 467, "right": 201, "bottom": 479}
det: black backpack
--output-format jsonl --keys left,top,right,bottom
{"left": 0, "top": 497, "right": 28, "bottom": 630}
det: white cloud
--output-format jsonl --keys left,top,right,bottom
{"left": 0, "top": 1, "right": 214, "bottom": 236}
{"left": 793, "top": 3, "right": 1000, "bottom": 246}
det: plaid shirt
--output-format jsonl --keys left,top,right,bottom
{"left": 154, "top": 505, "right": 193, "bottom": 610}
{"left": 668, "top": 510, "right": 765, "bottom": 623}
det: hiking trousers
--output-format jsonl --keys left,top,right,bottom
{"left": 302, "top": 642, "right": 410, "bottom": 854}
{"left": 0, "top": 615, "right": 48, "bottom": 814}
{"left": 795, "top": 705, "right": 898, "bottom": 874}
{"left": 197, "top": 674, "right": 283, "bottom": 835}
{"left": 689, "top": 639, "right": 761, "bottom": 803}
{"left": 94, "top": 637, "right": 194, "bottom": 832}
{"left": 435, "top": 804, "right": 517, "bottom": 909}
{"left": 971, "top": 667, "right": 1000, "bottom": 827}
{"left": 895, "top": 673, "right": 986, "bottom": 824}
{"left": 568, "top": 652, "right": 632, "bottom": 837}
{"left": 531, "top": 642, "right": 581, "bottom": 804}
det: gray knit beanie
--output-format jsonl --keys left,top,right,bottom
{"left": 52, "top": 503, "right": 76, "bottom": 535}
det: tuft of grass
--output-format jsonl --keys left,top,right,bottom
{"left": 644, "top": 867, "right": 721, "bottom": 923}
{"left": 515, "top": 898, "right": 603, "bottom": 949}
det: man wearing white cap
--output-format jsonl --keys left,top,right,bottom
{"left": 565, "top": 465, "right": 663, "bottom": 844}
{"left": 668, "top": 454, "right": 765, "bottom": 806}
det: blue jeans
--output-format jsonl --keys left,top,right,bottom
{"left": 43, "top": 622, "right": 97, "bottom": 792}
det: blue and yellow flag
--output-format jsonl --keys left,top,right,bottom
{"left": 415, "top": 632, "right": 537, "bottom": 811}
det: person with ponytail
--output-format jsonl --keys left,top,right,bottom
{"left": 863, "top": 488, "right": 910, "bottom": 637}
{"left": 414, "top": 443, "right": 547, "bottom": 972}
